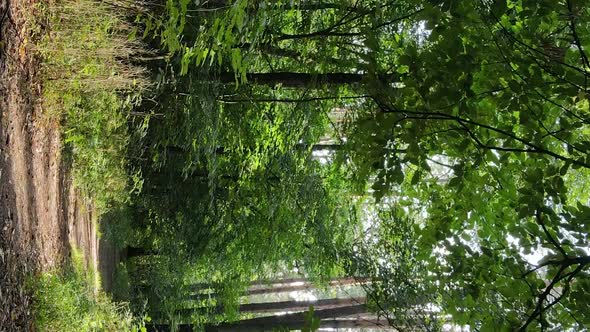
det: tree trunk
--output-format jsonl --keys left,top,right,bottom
{"left": 317, "top": 318, "right": 392, "bottom": 329}
{"left": 148, "top": 318, "right": 390, "bottom": 332}
{"left": 190, "top": 277, "right": 312, "bottom": 290}
{"left": 177, "top": 297, "right": 366, "bottom": 317}
{"left": 203, "top": 304, "right": 368, "bottom": 332}
{"left": 248, "top": 277, "right": 362, "bottom": 295}
{"left": 189, "top": 277, "right": 368, "bottom": 299}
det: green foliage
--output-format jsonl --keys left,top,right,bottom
{"left": 345, "top": 207, "right": 441, "bottom": 330}
{"left": 270, "top": 306, "right": 320, "bottom": 332}
{"left": 122, "top": 65, "right": 356, "bottom": 316}
{"left": 37, "top": 0, "right": 147, "bottom": 212}
{"left": 88, "top": 0, "right": 590, "bottom": 330}
{"left": 339, "top": 0, "right": 590, "bottom": 330}
{"left": 302, "top": 306, "right": 321, "bottom": 332}
{"left": 101, "top": 206, "right": 137, "bottom": 250}
{"left": 32, "top": 248, "right": 144, "bottom": 332}
{"left": 62, "top": 90, "right": 135, "bottom": 211}
{"left": 112, "top": 263, "right": 132, "bottom": 303}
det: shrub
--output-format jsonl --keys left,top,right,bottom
{"left": 36, "top": 0, "right": 149, "bottom": 212}
{"left": 33, "top": 249, "right": 145, "bottom": 332}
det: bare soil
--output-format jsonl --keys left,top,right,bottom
{"left": 0, "top": 0, "right": 114, "bottom": 330}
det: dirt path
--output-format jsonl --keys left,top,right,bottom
{"left": 0, "top": 0, "right": 111, "bottom": 330}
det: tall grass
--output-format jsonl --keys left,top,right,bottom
{"left": 33, "top": 248, "right": 145, "bottom": 332}
{"left": 29, "top": 2, "right": 153, "bottom": 329}
{"left": 37, "top": 0, "right": 149, "bottom": 212}
{"left": 39, "top": 0, "right": 149, "bottom": 91}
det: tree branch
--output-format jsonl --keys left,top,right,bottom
{"left": 565, "top": 0, "right": 590, "bottom": 86}
{"left": 535, "top": 209, "right": 567, "bottom": 257}
{"left": 372, "top": 99, "right": 590, "bottom": 169}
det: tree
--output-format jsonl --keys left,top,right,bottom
{"left": 339, "top": 1, "right": 590, "bottom": 330}
{"left": 124, "top": 0, "right": 590, "bottom": 330}
{"left": 203, "top": 304, "right": 367, "bottom": 332}
{"left": 176, "top": 297, "right": 366, "bottom": 318}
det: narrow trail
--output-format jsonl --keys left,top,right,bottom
{"left": 0, "top": 0, "right": 116, "bottom": 330}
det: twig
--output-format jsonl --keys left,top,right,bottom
{"left": 535, "top": 209, "right": 567, "bottom": 257}
{"left": 565, "top": 0, "right": 589, "bottom": 89}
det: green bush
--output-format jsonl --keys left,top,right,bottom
{"left": 112, "top": 262, "right": 132, "bottom": 303}
{"left": 37, "top": 0, "right": 148, "bottom": 213}
{"left": 33, "top": 249, "right": 145, "bottom": 332}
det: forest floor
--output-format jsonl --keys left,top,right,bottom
{"left": 0, "top": 0, "right": 116, "bottom": 330}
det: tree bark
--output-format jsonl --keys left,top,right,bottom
{"left": 189, "top": 277, "right": 368, "bottom": 299}
{"left": 148, "top": 318, "right": 390, "bottom": 332}
{"left": 204, "top": 304, "right": 368, "bottom": 332}
{"left": 318, "top": 318, "right": 392, "bottom": 329}
{"left": 177, "top": 297, "right": 366, "bottom": 317}
{"left": 247, "top": 277, "right": 363, "bottom": 295}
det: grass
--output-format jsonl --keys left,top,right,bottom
{"left": 35, "top": 0, "right": 149, "bottom": 213}
{"left": 28, "top": 0, "right": 152, "bottom": 330}
{"left": 32, "top": 248, "right": 145, "bottom": 332}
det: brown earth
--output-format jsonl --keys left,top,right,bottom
{"left": 0, "top": 0, "right": 116, "bottom": 330}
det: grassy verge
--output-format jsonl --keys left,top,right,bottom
{"left": 32, "top": 248, "right": 145, "bottom": 331}
{"left": 36, "top": 0, "right": 148, "bottom": 212}
{"left": 29, "top": 0, "right": 150, "bottom": 329}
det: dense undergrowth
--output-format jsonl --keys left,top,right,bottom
{"left": 30, "top": 0, "right": 149, "bottom": 330}
{"left": 32, "top": 248, "right": 144, "bottom": 331}
{"left": 37, "top": 0, "right": 147, "bottom": 212}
